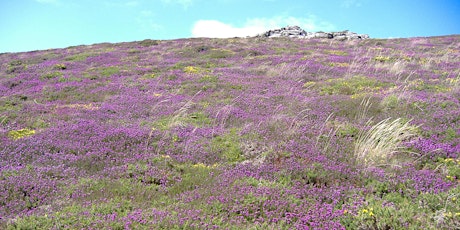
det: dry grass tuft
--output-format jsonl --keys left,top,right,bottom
{"left": 354, "top": 118, "right": 418, "bottom": 167}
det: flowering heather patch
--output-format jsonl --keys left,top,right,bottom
{"left": 1, "top": 35, "right": 460, "bottom": 229}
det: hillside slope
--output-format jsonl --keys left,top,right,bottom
{"left": 1, "top": 35, "right": 460, "bottom": 229}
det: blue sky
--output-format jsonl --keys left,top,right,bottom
{"left": 1, "top": 0, "right": 459, "bottom": 53}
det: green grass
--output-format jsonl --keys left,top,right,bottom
{"left": 211, "top": 128, "right": 244, "bottom": 163}
{"left": 99, "top": 66, "right": 120, "bottom": 77}
{"left": 64, "top": 53, "right": 96, "bottom": 62}
{"left": 319, "top": 75, "right": 393, "bottom": 96}
{"left": 139, "top": 39, "right": 160, "bottom": 47}
{"left": 342, "top": 186, "right": 460, "bottom": 229}
{"left": 40, "top": 71, "right": 63, "bottom": 80}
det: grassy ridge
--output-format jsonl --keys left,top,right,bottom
{"left": 1, "top": 35, "right": 459, "bottom": 229}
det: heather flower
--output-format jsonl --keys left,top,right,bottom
{"left": 0, "top": 31, "right": 459, "bottom": 229}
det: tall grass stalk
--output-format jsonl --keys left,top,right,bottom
{"left": 169, "top": 90, "right": 202, "bottom": 129}
{"left": 356, "top": 97, "right": 372, "bottom": 122}
{"left": 354, "top": 117, "right": 418, "bottom": 167}
{"left": 315, "top": 113, "right": 334, "bottom": 149}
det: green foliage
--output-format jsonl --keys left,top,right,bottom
{"left": 373, "top": 56, "right": 393, "bottom": 62}
{"left": 8, "top": 60, "right": 23, "bottom": 66}
{"left": 205, "top": 49, "right": 233, "bottom": 59}
{"left": 195, "top": 45, "right": 210, "bottom": 52}
{"left": 176, "top": 42, "right": 232, "bottom": 58}
{"left": 150, "top": 117, "right": 172, "bottom": 131}
{"left": 99, "top": 66, "right": 120, "bottom": 77}
{"left": 342, "top": 186, "right": 460, "bottom": 230}
{"left": 347, "top": 195, "right": 426, "bottom": 229}
{"left": 440, "top": 101, "right": 455, "bottom": 109}
{"left": 438, "top": 158, "right": 460, "bottom": 183}
{"left": 90, "top": 198, "right": 133, "bottom": 216}
{"left": 211, "top": 128, "right": 244, "bottom": 163}
{"left": 187, "top": 112, "right": 213, "bottom": 127}
{"left": 139, "top": 39, "right": 159, "bottom": 47}
{"left": 167, "top": 74, "right": 178, "bottom": 80}
{"left": 325, "top": 50, "right": 348, "bottom": 56}
{"left": 40, "top": 71, "right": 63, "bottom": 80}
{"left": 235, "top": 176, "right": 287, "bottom": 189}
{"left": 151, "top": 112, "right": 213, "bottom": 132}
{"left": 409, "top": 79, "right": 452, "bottom": 92}
{"left": 29, "top": 118, "right": 49, "bottom": 129}
{"left": 6, "top": 215, "right": 54, "bottom": 230}
{"left": 63, "top": 178, "right": 163, "bottom": 206}
{"left": 42, "top": 86, "right": 76, "bottom": 102}
{"left": 304, "top": 163, "right": 331, "bottom": 186}
{"left": 411, "top": 101, "right": 429, "bottom": 110}
{"left": 7, "top": 198, "right": 134, "bottom": 230}
{"left": 380, "top": 94, "right": 400, "bottom": 110}
{"left": 5, "top": 60, "right": 26, "bottom": 74}
{"left": 58, "top": 76, "right": 82, "bottom": 82}
{"left": 168, "top": 163, "right": 216, "bottom": 195}
{"left": 176, "top": 46, "right": 218, "bottom": 58}
{"left": 228, "top": 84, "right": 244, "bottom": 90}
{"left": 41, "top": 84, "right": 104, "bottom": 103}
{"left": 199, "top": 75, "right": 219, "bottom": 83}
{"left": 0, "top": 115, "right": 8, "bottom": 125}
{"left": 53, "top": 63, "right": 67, "bottom": 70}
{"left": 64, "top": 53, "right": 95, "bottom": 61}
{"left": 336, "top": 123, "right": 360, "bottom": 138}
{"left": 199, "top": 75, "right": 219, "bottom": 91}
{"left": 0, "top": 97, "right": 24, "bottom": 113}
{"left": 319, "top": 76, "right": 392, "bottom": 96}
{"left": 444, "top": 128, "right": 459, "bottom": 141}
{"left": 142, "top": 72, "right": 157, "bottom": 79}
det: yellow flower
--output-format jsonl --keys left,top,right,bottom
{"left": 192, "top": 163, "right": 208, "bottom": 168}
{"left": 303, "top": 81, "right": 315, "bottom": 88}
{"left": 172, "top": 135, "right": 179, "bottom": 142}
{"left": 360, "top": 208, "right": 374, "bottom": 217}
{"left": 8, "top": 128, "right": 36, "bottom": 140}
{"left": 445, "top": 158, "right": 454, "bottom": 163}
{"left": 183, "top": 66, "right": 199, "bottom": 74}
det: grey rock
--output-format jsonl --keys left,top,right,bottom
{"left": 256, "top": 25, "right": 369, "bottom": 40}
{"left": 334, "top": 35, "right": 347, "bottom": 41}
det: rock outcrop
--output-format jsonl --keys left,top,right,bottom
{"left": 256, "top": 25, "right": 369, "bottom": 40}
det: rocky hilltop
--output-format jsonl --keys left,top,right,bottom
{"left": 256, "top": 25, "right": 369, "bottom": 40}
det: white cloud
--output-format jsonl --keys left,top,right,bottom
{"left": 191, "top": 15, "right": 336, "bottom": 38}
{"left": 161, "top": 0, "right": 194, "bottom": 9}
